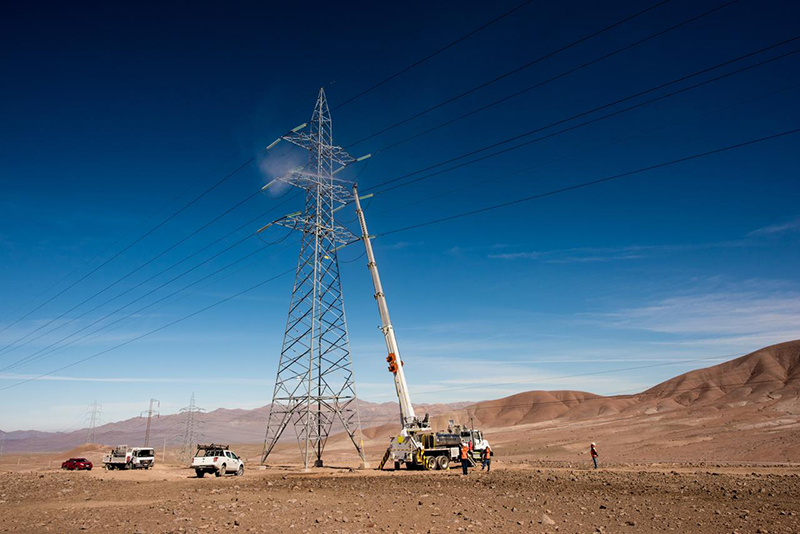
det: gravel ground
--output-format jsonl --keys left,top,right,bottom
{"left": 2, "top": 463, "right": 799, "bottom": 533}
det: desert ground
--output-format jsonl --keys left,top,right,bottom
{"left": 2, "top": 341, "right": 799, "bottom": 532}
{"left": 1, "top": 461, "right": 800, "bottom": 533}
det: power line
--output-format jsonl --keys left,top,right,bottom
{"left": 0, "top": 4, "right": 715, "bottom": 348}
{"left": 1, "top": 233, "right": 299, "bottom": 374}
{"left": 18, "top": 235, "right": 301, "bottom": 370}
{"left": 10, "top": 0, "right": 517, "bottom": 327}
{"left": 365, "top": 36, "right": 800, "bottom": 195}
{"left": 0, "top": 267, "right": 296, "bottom": 391}
{"left": 0, "top": 191, "right": 184, "bottom": 326}
{"left": 0, "top": 2, "right": 694, "bottom": 355}
{"left": 373, "top": 0, "right": 739, "bottom": 154}
{"left": 0, "top": 156, "right": 258, "bottom": 339}
{"left": 0, "top": 183, "right": 266, "bottom": 357}
{"left": 331, "top": 0, "right": 538, "bottom": 111}
{"left": 8, "top": 128, "right": 797, "bottom": 390}
{"left": 369, "top": 82, "right": 800, "bottom": 220}
{"left": 346, "top": 0, "right": 676, "bottom": 147}
{"left": 0, "top": 193, "right": 301, "bottom": 368}
{"left": 0, "top": 233, "right": 253, "bottom": 372}
{"left": 48, "top": 237, "right": 301, "bottom": 360}
{"left": 374, "top": 127, "right": 800, "bottom": 238}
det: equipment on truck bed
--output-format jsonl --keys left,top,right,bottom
{"left": 102, "top": 445, "right": 155, "bottom": 470}
{"left": 353, "top": 185, "right": 487, "bottom": 470}
{"left": 191, "top": 443, "right": 244, "bottom": 477}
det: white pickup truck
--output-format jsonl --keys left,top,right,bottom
{"left": 191, "top": 444, "right": 244, "bottom": 478}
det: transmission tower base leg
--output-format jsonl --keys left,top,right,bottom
{"left": 314, "top": 459, "right": 324, "bottom": 468}
{"left": 359, "top": 460, "right": 370, "bottom": 470}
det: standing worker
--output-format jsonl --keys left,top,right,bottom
{"left": 590, "top": 442, "right": 599, "bottom": 469}
{"left": 460, "top": 442, "right": 470, "bottom": 476}
{"left": 482, "top": 442, "right": 492, "bottom": 472}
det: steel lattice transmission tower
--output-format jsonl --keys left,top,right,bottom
{"left": 179, "top": 392, "right": 203, "bottom": 463}
{"left": 261, "top": 88, "right": 368, "bottom": 470}
{"left": 85, "top": 400, "right": 102, "bottom": 444}
{"left": 140, "top": 398, "right": 160, "bottom": 447}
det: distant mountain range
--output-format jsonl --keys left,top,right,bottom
{"left": 0, "top": 398, "right": 470, "bottom": 453}
{"left": 2, "top": 340, "right": 798, "bottom": 457}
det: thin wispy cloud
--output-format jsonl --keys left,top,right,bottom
{"left": 586, "top": 280, "right": 800, "bottom": 352}
{"left": 747, "top": 216, "right": 800, "bottom": 237}
{"left": 488, "top": 241, "right": 751, "bottom": 263}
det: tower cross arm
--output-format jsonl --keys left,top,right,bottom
{"left": 280, "top": 131, "right": 356, "bottom": 169}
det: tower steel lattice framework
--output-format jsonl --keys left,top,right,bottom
{"left": 261, "top": 88, "right": 368, "bottom": 469}
{"left": 179, "top": 392, "right": 203, "bottom": 463}
{"left": 85, "top": 400, "right": 102, "bottom": 444}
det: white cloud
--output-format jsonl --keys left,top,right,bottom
{"left": 488, "top": 241, "right": 751, "bottom": 263}
{"left": 747, "top": 217, "right": 800, "bottom": 237}
{"left": 584, "top": 280, "right": 800, "bottom": 354}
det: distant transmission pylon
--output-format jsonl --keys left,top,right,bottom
{"left": 85, "top": 400, "right": 102, "bottom": 444}
{"left": 179, "top": 392, "right": 203, "bottom": 463}
{"left": 140, "top": 398, "right": 160, "bottom": 447}
{"left": 260, "top": 88, "right": 368, "bottom": 470}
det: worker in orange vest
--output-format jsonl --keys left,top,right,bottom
{"left": 460, "top": 443, "right": 470, "bottom": 476}
{"left": 590, "top": 442, "right": 599, "bottom": 469}
{"left": 481, "top": 443, "right": 492, "bottom": 472}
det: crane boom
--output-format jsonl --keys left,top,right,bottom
{"left": 353, "top": 185, "right": 417, "bottom": 430}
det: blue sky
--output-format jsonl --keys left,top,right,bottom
{"left": 1, "top": 0, "right": 799, "bottom": 431}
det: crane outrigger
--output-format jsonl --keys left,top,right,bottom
{"left": 353, "top": 185, "right": 487, "bottom": 470}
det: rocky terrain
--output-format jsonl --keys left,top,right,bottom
{"left": 1, "top": 463, "right": 799, "bottom": 533}
{"left": 2, "top": 341, "right": 800, "bottom": 532}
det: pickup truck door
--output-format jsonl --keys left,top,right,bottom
{"left": 224, "top": 451, "right": 233, "bottom": 472}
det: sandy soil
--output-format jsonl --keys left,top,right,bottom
{"left": 1, "top": 461, "right": 799, "bottom": 533}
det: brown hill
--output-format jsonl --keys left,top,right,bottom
{"left": 639, "top": 340, "right": 800, "bottom": 408}
{"left": 3, "top": 341, "right": 799, "bottom": 464}
{"left": 0, "top": 399, "right": 468, "bottom": 454}
{"left": 320, "top": 340, "right": 800, "bottom": 465}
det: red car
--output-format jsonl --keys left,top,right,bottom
{"left": 61, "top": 457, "right": 93, "bottom": 470}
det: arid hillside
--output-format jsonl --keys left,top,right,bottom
{"left": 2, "top": 341, "right": 799, "bottom": 465}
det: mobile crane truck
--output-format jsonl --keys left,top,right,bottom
{"left": 353, "top": 185, "right": 488, "bottom": 471}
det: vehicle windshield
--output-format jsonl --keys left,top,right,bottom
{"left": 204, "top": 450, "right": 224, "bottom": 457}
{"left": 76, "top": 458, "right": 87, "bottom": 462}
{"left": 135, "top": 449, "right": 154, "bottom": 457}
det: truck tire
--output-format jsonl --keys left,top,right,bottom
{"left": 196, "top": 469, "right": 205, "bottom": 478}
{"left": 424, "top": 456, "right": 436, "bottom": 470}
{"left": 216, "top": 464, "right": 226, "bottom": 477}
{"left": 236, "top": 465, "right": 244, "bottom": 476}
{"left": 394, "top": 461, "right": 401, "bottom": 471}
{"left": 437, "top": 456, "right": 450, "bottom": 470}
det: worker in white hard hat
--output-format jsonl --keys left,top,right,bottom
{"left": 590, "top": 442, "right": 599, "bottom": 469}
{"left": 481, "top": 442, "right": 492, "bottom": 472}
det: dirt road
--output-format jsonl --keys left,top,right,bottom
{"left": 1, "top": 462, "right": 799, "bottom": 533}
